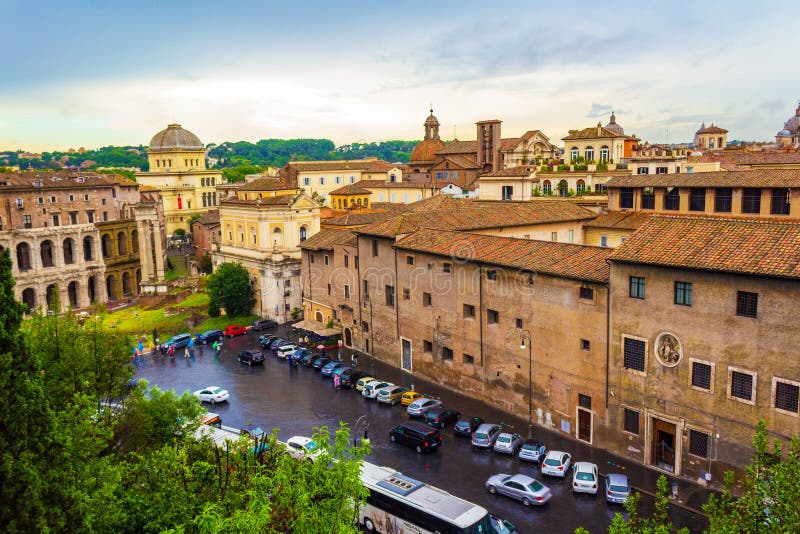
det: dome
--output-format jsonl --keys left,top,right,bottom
{"left": 777, "top": 129, "right": 792, "bottom": 137}
{"left": 149, "top": 124, "right": 204, "bottom": 151}
{"left": 605, "top": 112, "right": 624, "bottom": 135}
{"left": 410, "top": 138, "right": 445, "bottom": 162}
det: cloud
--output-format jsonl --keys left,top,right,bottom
{"left": 586, "top": 104, "right": 613, "bottom": 119}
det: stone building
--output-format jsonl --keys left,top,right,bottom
{"left": 693, "top": 123, "right": 728, "bottom": 151}
{"left": 562, "top": 113, "right": 639, "bottom": 164}
{"left": 775, "top": 101, "right": 800, "bottom": 148}
{"left": 607, "top": 215, "right": 800, "bottom": 480}
{"left": 328, "top": 180, "right": 438, "bottom": 210}
{"left": 191, "top": 209, "right": 220, "bottom": 263}
{"left": 280, "top": 159, "right": 401, "bottom": 202}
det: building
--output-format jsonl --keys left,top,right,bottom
{"left": 191, "top": 209, "right": 220, "bottom": 262}
{"left": 478, "top": 166, "right": 536, "bottom": 200}
{"left": 583, "top": 211, "right": 652, "bottom": 248}
{"left": 693, "top": 123, "right": 728, "bottom": 151}
{"left": 407, "top": 109, "right": 446, "bottom": 178}
{"left": 775, "top": 101, "right": 800, "bottom": 148}
{"left": 135, "top": 123, "right": 224, "bottom": 236}
{"left": 536, "top": 170, "right": 630, "bottom": 196}
{"left": 328, "top": 180, "right": 438, "bottom": 210}
{"left": 607, "top": 215, "right": 800, "bottom": 479}
{"left": 214, "top": 178, "right": 321, "bottom": 321}
{"left": 281, "top": 159, "right": 401, "bottom": 202}
{"left": 562, "top": 113, "right": 640, "bottom": 164}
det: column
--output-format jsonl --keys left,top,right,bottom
{"left": 78, "top": 275, "right": 90, "bottom": 308}
{"left": 153, "top": 222, "right": 165, "bottom": 280}
{"left": 136, "top": 220, "right": 153, "bottom": 281}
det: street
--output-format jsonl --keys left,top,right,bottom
{"left": 134, "top": 328, "right": 709, "bottom": 533}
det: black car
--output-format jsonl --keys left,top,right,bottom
{"left": 268, "top": 338, "right": 289, "bottom": 350}
{"left": 237, "top": 350, "right": 265, "bottom": 366}
{"left": 195, "top": 329, "right": 224, "bottom": 345}
{"left": 312, "top": 356, "right": 331, "bottom": 370}
{"left": 389, "top": 421, "right": 442, "bottom": 454}
{"left": 258, "top": 334, "right": 278, "bottom": 348}
{"left": 299, "top": 351, "right": 318, "bottom": 366}
{"left": 340, "top": 369, "right": 369, "bottom": 388}
{"left": 424, "top": 408, "right": 461, "bottom": 429}
{"left": 252, "top": 318, "right": 278, "bottom": 331}
{"left": 454, "top": 416, "right": 484, "bottom": 437}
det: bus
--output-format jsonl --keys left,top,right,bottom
{"left": 359, "top": 461, "right": 517, "bottom": 534}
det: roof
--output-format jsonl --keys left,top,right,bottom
{"left": 0, "top": 170, "right": 136, "bottom": 190}
{"left": 329, "top": 183, "right": 374, "bottom": 196}
{"left": 322, "top": 211, "right": 401, "bottom": 228}
{"left": 220, "top": 193, "right": 300, "bottom": 207}
{"left": 410, "top": 138, "right": 445, "bottom": 162}
{"left": 583, "top": 211, "right": 651, "bottom": 230}
{"left": 434, "top": 154, "right": 481, "bottom": 170}
{"left": 689, "top": 151, "right": 800, "bottom": 167}
{"left": 604, "top": 169, "right": 800, "bottom": 188}
{"left": 149, "top": 124, "right": 203, "bottom": 151}
{"left": 358, "top": 200, "right": 596, "bottom": 237}
{"left": 437, "top": 140, "right": 479, "bottom": 155}
{"left": 329, "top": 180, "right": 437, "bottom": 195}
{"left": 236, "top": 177, "right": 296, "bottom": 191}
{"left": 394, "top": 228, "right": 612, "bottom": 283}
{"left": 696, "top": 125, "right": 728, "bottom": 134}
{"left": 481, "top": 165, "right": 534, "bottom": 177}
{"left": 610, "top": 215, "right": 800, "bottom": 280}
{"left": 287, "top": 159, "right": 390, "bottom": 173}
{"left": 194, "top": 209, "right": 220, "bottom": 227}
{"left": 299, "top": 228, "right": 355, "bottom": 251}
{"left": 562, "top": 125, "right": 634, "bottom": 141}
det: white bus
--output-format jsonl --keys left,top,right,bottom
{"left": 359, "top": 461, "right": 516, "bottom": 534}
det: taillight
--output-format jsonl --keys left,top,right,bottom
{"left": 536, "top": 496, "right": 543, "bottom": 501}
{"left": 592, "top": 484, "right": 597, "bottom": 489}
{"left": 573, "top": 482, "right": 578, "bottom": 486}
{"left": 607, "top": 490, "right": 613, "bottom": 496}
{"left": 423, "top": 441, "right": 429, "bottom": 447}
{"left": 558, "top": 466, "right": 563, "bottom": 470}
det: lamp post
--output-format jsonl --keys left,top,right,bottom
{"left": 520, "top": 329, "right": 533, "bottom": 439}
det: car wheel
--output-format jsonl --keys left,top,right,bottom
{"left": 415, "top": 445, "right": 423, "bottom": 454}
{"left": 488, "top": 485, "right": 497, "bottom": 494}
{"left": 363, "top": 517, "right": 376, "bottom": 532}
{"left": 522, "top": 497, "right": 531, "bottom": 507}
{"left": 390, "top": 400, "right": 396, "bottom": 406}
{"left": 390, "top": 435, "right": 396, "bottom": 442}
{"left": 210, "top": 399, "right": 216, "bottom": 405}
{"left": 439, "top": 422, "right": 445, "bottom": 429}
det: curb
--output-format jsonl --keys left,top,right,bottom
{"left": 632, "top": 484, "right": 707, "bottom": 517}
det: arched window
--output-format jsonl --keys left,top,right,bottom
{"left": 87, "top": 276, "right": 96, "bottom": 303}
{"left": 299, "top": 226, "right": 307, "bottom": 242}
{"left": 250, "top": 226, "right": 257, "bottom": 245}
{"left": 131, "top": 230, "right": 138, "bottom": 253}
{"left": 62, "top": 238, "right": 75, "bottom": 264}
{"left": 16, "top": 242, "right": 32, "bottom": 271}
{"left": 600, "top": 146, "right": 609, "bottom": 162}
{"left": 202, "top": 193, "right": 207, "bottom": 207}
{"left": 101, "top": 234, "right": 112, "bottom": 258}
{"left": 238, "top": 225, "right": 244, "bottom": 243}
{"left": 21, "top": 287, "right": 36, "bottom": 312}
{"left": 576, "top": 179, "right": 586, "bottom": 193}
{"left": 584, "top": 146, "right": 595, "bottom": 162}
{"left": 83, "top": 236, "right": 94, "bottom": 261}
{"left": 67, "top": 281, "right": 78, "bottom": 308}
{"left": 542, "top": 180, "right": 552, "bottom": 195}
{"left": 570, "top": 147, "right": 579, "bottom": 162}
{"left": 558, "top": 180, "right": 569, "bottom": 197}
{"left": 106, "top": 275, "right": 117, "bottom": 301}
{"left": 45, "top": 284, "right": 58, "bottom": 310}
{"left": 40, "top": 240, "right": 54, "bottom": 268}
{"left": 117, "top": 231, "right": 128, "bottom": 255}
{"left": 122, "top": 272, "right": 132, "bottom": 296}
{"left": 226, "top": 225, "right": 232, "bottom": 241}
{"left": 364, "top": 198, "right": 369, "bottom": 208}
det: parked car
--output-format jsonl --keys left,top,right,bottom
{"left": 240, "top": 424, "right": 265, "bottom": 440}
{"left": 299, "top": 351, "right": 317, "bottom": 366}
{"left": 163, "top": 332, "right": 192, "bottom": 349}
{"left": 488, "top": 515, "right": 518, "bottom": 534}
{"left": 377, "top": 386, "right": 408, "bottom": 405}
{"left": 424, "top": 408, "right": 461, "bottom": 429}
{"left": 224, "top": 325, "right": 247, "bottom": 337}
{"left": 321, "top": 361, "right": 346, "bottom": 376}
{"left": 519, "top": 439, "right": 546, "bottom": 463}
{"left": 485, "top": 473, "right": 552, "bottom": 507}
{"left": 572, "top": 462, "right": 599, "bottom": 495}
{"left": 258, "top": 334, "right": 277, "bottom": 348}
{"left": 252, "top": 318, "right": 278, "bottom": 331}
{"left": 389, "top": 421, "right": 442, "bottom": 454}
{"left": 269, "top": 337, "right": 289, "bottom": 350}
{"left": 362, "top": 381, "right": 392, "bottom": 399}
{"left": 285, "top": 435, "right": 323, "bottom": 462}
{"left": 401, "top": 391, "right": 424, "bottom": 406}
{"left": 541, "top": 450, "right": 572, "bottom": 478}
{"left": 332, "top": 365, "right": 352, "bottom": 380}
{"left": 355, "top": 376, "right": 376, "bottom": 391}
{"left": 494, "top": 433, "right": 524, "bottom": 455}
{"left": 294, "top": 348, "right": 312, "bottom": 359}
{"left": 312, "top": 356, "right": 331, "bottom": 370}
{"left": 472, "top": 424, "right": 502, "bottom": 448}
{"left": 237, "top": 350, "right": 264, "bottom": 366}
{"left": 193, "top": 386, "right": 230, "bottom": 404}
{"left": 454, "top": 416, "right": 484, "bottom": 437}
{"left": 605, "top": 473, "right": 631, "bottom": 504}
{"left": 195, "top": 330, "right": 223, "bottom": 345}
{"left": 407, "top": 397, "right": 442, "bottom": 418}
{"left": 340, "top": 369, "right": 369, "bottom": 388}
{"left": 276, "top": 344, "right": 298, "bottom": 359}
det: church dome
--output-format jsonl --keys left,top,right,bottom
{"left": 777, "top": 129, "right": 792, "bottom": 137}
{"left": 149, "top": 124, "right": 204, "bottom": 151}
{"left": 605, "top": 112, "right": 624, "bottom": 135}
{"left": 410, "top": 138, "right": 445, "bottom": 162}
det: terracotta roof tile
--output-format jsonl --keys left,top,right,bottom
{"left": 195, "top": 209, "right": 220, "bottom": 226}
{"left": 287, "top": 159, "right": 391, "bottom": 172}
{"left": 583, "top": 211, "right": 651, "bottom": 230}
{"left": 394, "top": 228, "right": 612, "bottom": 283}
{"left": 220, "top": 193, "right": 299, "bottom": 206}
{"left": 436, "top": 140, "right": 479, "bottom": 155}
{"left": 0, "top": 170, "right": 136, "bottom": 189}
{"left": 689, "top": 152, "right": 800, "bottom": 166}
{"left": 610, "top": 215, "right": 800, "bottom": 280}
{"left": 562, "top": 125, "right": 634, "bottom": 141}
{"left": 604, "top": 169, "right": 800, "bottom": 188}
{"left": 236, "top": 177, "right": 296, "bottom": 191}
{"left": 696, "top": 125, "right": 728, "bottom": 134}
{"left": 299, "top": 228, "right": 355, "bottom": 251}
{"left": 481, "top": 165, "right": 534, "bottom": 177}
{"left": 322, "top": 211, "right": 400, "bottom": 227}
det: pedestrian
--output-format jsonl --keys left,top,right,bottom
{"left": 351, "top": 353, "right": 358, "bottom": 367}
{"left": 333, "top": 373, "right": 341, "bottom": 390}
{"left": 287, "top": 353, "right": 293, "bottom": 370}
{"left": 138, "top": 339, "right": 144, "bottom": 353}
{"left": 184, "top": 347, "right": 190, "bottom": 359}
{"left": 168, "top": 345, "right": 175, "bottom": 358}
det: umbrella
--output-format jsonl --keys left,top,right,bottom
{"left": 317, "top": 345, "right": 325, "bottom": 350}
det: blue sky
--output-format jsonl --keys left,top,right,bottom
{"left": 1, "top": 0, "right": 797, "bottom": 151}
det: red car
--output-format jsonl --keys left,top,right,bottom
{"left": 224, "top": 325, "right": 247, "bottom": 337}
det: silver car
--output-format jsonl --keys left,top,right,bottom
{"left": 406, "top": 397, "right": 442, "bottom": 417}
{"left": 605, "top": 473, "right": 631, "bottom": 504}
{"left": 362, "top": 380, "right": 391, "bottom": 399}
{"left": 485, "top": 473, "right": 552, "bottom": 506}
{"left": 494, "top": 432, "right": 524, "bottom": 455}
{"left": 471, "top": 423, "right": 502, "bottom": 448}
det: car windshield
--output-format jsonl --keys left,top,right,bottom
{"left": 528, "top": 480, "right": 544, "bottom": 491}
{"left": 498, "top": 436, "right": 510, "bottom": 443}
{"left": 522, "top": 443, "right": 537, "bottom": 450}
{"left": 610, "top": 484, "right": 629, "bottom": 492}
{"left": 304, "top": 440, "right": 319, "bottom": 453}
{"left": 210, "top": 387, "right": 222, "bottom": 394}
{"left": 474, "top": 433, "right": 487, "bottom": 439}
{"left": 576, "top": 472, "right": 595, "bottom": 481}
{"left": 544, "top": 458, "right": 561, "bottom": 466}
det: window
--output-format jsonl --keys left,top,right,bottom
{"left": 103, "top": 211, "right": 108, "bottom": 221}
{"left": 584, "top": 146, "right": 594, "bottom": 161}
{"left": 579, "top": 286, "right": 594, "bottom": 300}
{"left": 463, "top": 304, "right": 475, "bottom": 318}
{"left": 443, "top": 262, "right": 452, "bottom": 273}
{"left": 23, "top": 214, "right": 32, "bottom": 228}
{"left": 442, "top": 347, "right": 453, "bottom": 360}
{"left": 691, "top": 361, "right": 713, "bottom": 391}
{"left": 515, "top": 318, "right": 523, "bottom": 329}
{"left": 486, "top": 269, "right": 497, "bottom": 281}
{"left": 327, "top": 283, "right": 331, "bottom": 295}
{"left": 774, "top": 379, "right": 800, "bottom": 414}
{"left": 335, "top": 176, "right": 341, "bottom": 184}
{"left": 623, "top": 408, "right": 640, "bottom": 435}
{"left": 363, "top": 280, "right": 369, "bottom": 296}
{"left": 362, "top": 321, "right": 369, "bottom": 333}
{"left": 402, "top": 288, "right": 410, "bottom": 300}
{"left": 641, "top": 188, "right": 655, "bottom": 209}
{"left": 501, "top": 185, "right": 513, "bottom": 200}
{"left": 675, "top": 281, "right": 692, "bottom": 306}
{"left": 319, "top": 177, "right": 325, "bottom": 185}
{"left": 50, "top": 195, "right": 56, "bottom": 203}
{"left": 423, "top": 292, "right": 431, "bottom": 307}
{"left": 310, "top": 254, "right": 315, "bottom": 264}
{"left": 771, "top": 188, "right": 791, "bottom": 215}
{"left": 656, "top": 166, "right": 668, "bottom": 174}
{"left": 303, "top": 177, "right": 310, "bottom": 186}
{"left": 664, "top": 188, "right": 680, "bottom": 210}
{"left": 69, "top": 212, "right": 77, "bottom": 225}
{"left": 344, "top": 256, "right": 349, "bottom": 267}
{"left": 101, "top": 198, "right": 106, "bottom": 205}
{"left": 385, "top": 285, "right": 394, "bottom": 307}
{"left": 689, "top": 188, "right": 706, "bottom": 211}
{"left": 629, "top": 276, "right": 645, "bottom": 299}
{"left": 623, "top": 337, "right": 646, "bottom": 372}
{"left": 371, "top": 239, "right": 378, "bottom": 257}
{"left": 355, "top": 256, "right": 358, "bottom": 268}
{"left": 423, "top": 340, "right": 433, "bottom": 352}
{"left": 578, "top": 394, "right": 592, "bottom": 410}
{"left": 581, "top": 339, "right": 590, "bottom": 351}
{"left": 599, "top": 146, "right": 609, "bottom": 162}
{"left": 637, "top": 167, "right": 649, "bottom": 175}
{"left": 600, "top": 236, "right": 607, "bottom": 247}
{"left": 487, "top": 309, "right": 499, "bottom": 324}
{"left": 551, "top": 232, "right": 557, "bottom": 242}
{"left": 323, "top": 255, "right": 329, "bottom": 266}
{"left": 742, "top": 188, "right": 761, "bottom": 214}
{"left": 570, "top": 147, "right": 579, "bottom": 162}
{"left": 427, "top": 263, "right": 434, "bottom": 271}
{"left": 68, "top": 194, "right": 74, "bottom": 202}
{"left": 689, "top": 429, "right": 710, "bottom": 458}
{"left": 406, "top": 255, "right": 414, "bottom": 265}
{"left": 714, "top": 188, "right": 732, "bottom": 213}
{"left": 620, "top": 187, "right": 634, "bottom": 209}
{"left": 568, "top": 230, "right": 574, "bottom": 243}
{"left": 736, "top": 291, "right": 758, "bottom": 318}
{"left": 463, "top": 354, "right": 475, "bottom": 365}
{"left": 344, "top": 285, "right": 350, "bottom": 299}
{"left": 37, "top": 197, "right": 44, "bottom": 205}
{"left": 52, "top": 214, "right": 60, "bottom": 227}
{"left": 729, "top": 369, "right": 755, "bottom": 403}
{"left": 542, "top": 180, "right": 552, "bottom": 195}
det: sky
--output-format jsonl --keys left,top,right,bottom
{"left": 0, "top": 0, "right": 798, "bottom": 152}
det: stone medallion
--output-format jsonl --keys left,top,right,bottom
{"left": 654, "top": 332, "right": 682, "bottom": 367}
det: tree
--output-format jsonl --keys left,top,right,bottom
{"left": 199, "top": 252, "right": 213, "bottom": 274}
{"left": 206, "top": 262, "right": 255, "bottom": 317}
{"left": 704, "top": 420, "right": 800, "bottom": 532}
{"left": 601, "top": 475, "right": 689, "bottom": 534}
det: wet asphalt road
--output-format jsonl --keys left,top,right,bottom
{"left": 135, "top": 328, "right": 708, "bottom": 534}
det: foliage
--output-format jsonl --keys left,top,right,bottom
{"left": 291, "top": 307, "right": 301, "bottom": 320}
{"left": 222, "top": 163, "right": 267, "bottom": 182}
{"left": 205, "top": 262, "right": 255, "bottom": 317}
{"left": 597, "top": 162, "right": 609, "bottom": 171}
{"left": 704, "top": 420, "right": 800, "bottom": 532}
{"left": 199, "top": 252, "right": 213, "bottom": 274}
{"left": 3, "top": 146, "right": 149, "bottom": 171}
{"left": 193, "top": 313, "right": 260, "bottom": 332}
{"left": 186, "top": 213, "right": 203, "bottom": 228}
{"left": 96, "top": 167, "right": 137, "bottom": 181}
{"left": 605, "top": 475, "right": 689, "bottom": 534}
{"left": 532, "top": 186, "right": 543, "bottom": 197}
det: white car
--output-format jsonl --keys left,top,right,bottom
{"left": 362, "top": 381, "right": 392, "bottom": 399}
{"left": 540, "top": 450, "right": 572, "bottom": 478}
{"left": 276, "top": 344, "right": 298, "bottom": 359}
{"left": 193, "top": 386, "right": 230, "bottom": 404}
{"left": 572, "top": 461, "right": 599, "bottom": 494}
{"left": 285, "top": 435, "right": 323, "bottom": 462}
{"left": 406, "top": 397, "right": 442, "bottom": 417}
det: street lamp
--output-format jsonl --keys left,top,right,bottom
{"left": 520, "top": 329, "right": 533, "bottom": 439}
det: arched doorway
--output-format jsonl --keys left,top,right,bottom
{"left": 16, "top": 243, "right": 32, "bottom": 271}
{"left": 87, "top": 276, "right": 97, "bottom": 303}
{"left": 344, "top": 327, "right": 353, "bottom": 347}
{"left": 21, "top": 288, "right": 35, "bottom": 312}
{"left": 315, "top": 310, "right": 323, "bottom": 322}
{"left": 67, "top": 281, "right": 78, "bottom": 308}
{"left": 45, "top": 284, "right": 58, "bottom": 311}
{"left": 63, "top": 238, "right": 75, "bottom": 264}
{"left": 106, "top": 275, "right": 117, "bottom": 301}
{"left": 122, "top": 271, "right": 132, "bottom": 296}
{"left": 40, "top": 240, "right": 55, "bottom": 268}
{"left": 117, "top": 231, "right": 128, "bottom": 255}
{"left": 83, "top": 236, "right": 94, "bottom": 261}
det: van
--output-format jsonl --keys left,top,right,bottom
{"left": 276, "top": 344, "right": 298, "bottom": 359}
{"left": 164, "top": 332, "right": 192, "bottom": 349}
{"left": 377, "top": 386, "right": 408, "bottom": 405}
{"left": 389, "top": 421, "right": 442, "bottom": 453}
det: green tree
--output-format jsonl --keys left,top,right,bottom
{"left": 206, "top": 262, "right": 255, "bottom": 317}
{"left": 704, "top": 420, "right": 800, "bottom": 532}
{"left": 199, "top": 252, "right": 213, "bottom": 274}
{"left": 600, "top": 475, "right": 688, "bottom": 534}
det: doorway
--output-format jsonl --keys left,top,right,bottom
{"left": 401, "top": 338, "right": 412, "bottom": 371}
{"left": 343, "top": 327, "right": 352, "bottom": 347}
{"left": 577, "top": 408, "right": 592, "bottom": 443}
{"left": 651, "top": 418, "right": 677, "bottom": 473}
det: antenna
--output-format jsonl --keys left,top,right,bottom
{"left": 453, "top": 125, "right": 457, "bottom": 140}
